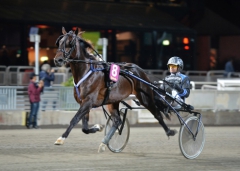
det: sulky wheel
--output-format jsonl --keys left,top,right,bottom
{"left": 105, "top": 111, "right": 130, "bottom": 153}
{"left": 179, "top": 116, "right": 205, "bottom": 159}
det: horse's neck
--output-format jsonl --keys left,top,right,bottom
{"left": 70, "top": 45, "right": 99, "bottom": 83}
{"left": 70, "top": 59, "right": 89, "bottom": 83}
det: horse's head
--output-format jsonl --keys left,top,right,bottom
{"left": 54, "top": 27, "right": 91, "bottom": 67}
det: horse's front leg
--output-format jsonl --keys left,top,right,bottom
{"left": 82, "top": 113, "right": 104, "bottom": 134}
{"left": 54, "top": 100, "right": 92, "bottom": 145}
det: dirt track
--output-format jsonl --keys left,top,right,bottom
{"left": 0, "top": 126, "right": 239, "bottom": 171}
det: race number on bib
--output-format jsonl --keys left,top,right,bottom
{"left": 109, "top": 64, "right": 120, "bottom": 82}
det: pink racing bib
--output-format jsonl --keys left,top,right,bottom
{"left": 109, "top": 64, "right": 120, "bottom": 82}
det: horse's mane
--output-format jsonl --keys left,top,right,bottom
{"left": 77, "top": 36, "right": 102, "bottom": 61}
{"left": 77, "top": 39, "right": 99, "bottom": 61}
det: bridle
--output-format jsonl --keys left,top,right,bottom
{"left": 56, "top": 31, "right": 104, "bottom": 65}
{"left": 56, "top": 31, "right": 78, "bottom": 60}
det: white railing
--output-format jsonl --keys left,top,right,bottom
{"left": 0, "top": 86, "right": 78, "bottom": 111}
{"left": 217, "top": 79, "right": 240, "bottom": 90}
{"left": 1, "top": 86, "right": 239, "bottom": 112}
{"left": 190, "top": 81, "right": 217, "bottom": 90}
{"left": 1, "top": 66, "right": 240, "bottom": 89}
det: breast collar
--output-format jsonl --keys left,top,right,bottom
{"left": 73, "top": 61, "right": 105, "bottom": 100}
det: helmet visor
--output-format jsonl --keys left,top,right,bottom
{"left": 168, "top": 64, "right": 178, "bottom": 68}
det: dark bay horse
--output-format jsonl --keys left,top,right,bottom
{"left": 53, "top": 27, "right": 177, "bottom": 152}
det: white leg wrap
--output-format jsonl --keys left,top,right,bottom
{"left": 98, "top": 142, "right": 106, "bottom": 153}
{"left": 92, "top": 124, "right": 104, "bottom": 132}
{"left": 54, "top": 137, "right": 65, "bottom": 145}
{"left": 102, "top": 126, "right": 117, "bottom": 145}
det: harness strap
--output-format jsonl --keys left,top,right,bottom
{"left": 100, "top": 63, "right": 113, "bottom": 106}
{"left": 73, "top": 70, "right": 93, "bottom": 99}
{"left": 100, "top": 85, "right": 112, "bottom": 106}
{"left": 90, "top": 62, "right": 105, "bottom": 72}
{"left": 72, "top": 61, "right": 114, "bottom": 107}
{"left": 73, "top": 61, "right": 105, "bottom": 100}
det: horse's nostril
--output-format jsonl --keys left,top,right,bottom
{"left": 54, "top": 57, "right": 64, "bottom": 67}
{"left": 54, "top": 58, "right": 63, "bottom": 63}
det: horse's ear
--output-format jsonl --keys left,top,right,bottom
{"left": 77, "top": 31, "right": 85, "bottom": 38}
{"left": 62, "top": 27, "right": 67, "bottom": 35}
{"left": 78, "top": 27, "right": 81, "bottom": 33}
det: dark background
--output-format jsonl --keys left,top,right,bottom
{"left": 0, "top": 0, "right": 240, "bottom": 71}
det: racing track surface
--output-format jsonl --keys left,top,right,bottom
{"left": 0, "top": 126, "right": 239, "bottom": 171}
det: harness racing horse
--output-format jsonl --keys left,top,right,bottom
{"left": 73, "top": 32, "right": 105, "bottom": 135}
{"left": 63, "top": 31, "right": 105, "bottom": 135}
{"left": 53, "top": 27, "right": 177, "bottom": 152}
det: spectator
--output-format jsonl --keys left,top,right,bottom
{"left": 39, "top": 64, "right": 55, "bottom": 87}
{"left": 40, "top": 60, "right": 48, "bottom": 71}
{"left": 224, "top": 57, "right": 235, "bottom": 77}
{"left": 27, "top": 73, "right": 44, "bottom": 129}
{"left": 39, "top": 64, "right": 56, "bottom": 110}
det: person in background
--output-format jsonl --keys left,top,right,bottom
{"left": 224, "top": 57, "right": 235, "bottom": 77}
{"left": 27, "top": 73, "right": 44, "bottom": 129}
{"left": 39, "top": 63, "right": 55, "bottom": 87}
{"left": 39, "top": 64, "right": 55, "bottom": 110}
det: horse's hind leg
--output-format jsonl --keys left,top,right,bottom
{"left": 137, "top": 92, "right": 177, "bottom": 137}
{"left": 98, "top": 103, "right": 122, "bottom": 153}
{"left": 153, "top": 108, "right": 177, "bottom": 137}
{"left": 149, "top": 105, "right": 177, "bottom": 137}
{"left": 82, "top": 113, "right": 104, "bottom": 134}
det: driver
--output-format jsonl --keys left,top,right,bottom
{"left": 160, "top": 56, "right": 191, "bottom": 109}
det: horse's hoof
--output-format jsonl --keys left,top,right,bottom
{"left": 166, "top": 129, "right": 178, "bottom": 137}
{"left": 99, "top": 124, "right": 105, "bottom": 132}
{"left": 98, "top": 143, "right": 106, "bottom": 153}
{"left": 92, "top": 124, "right": 105, "bottom": 132}
{"left": 54, "top": 137, "right": 65, "bottom": 145}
